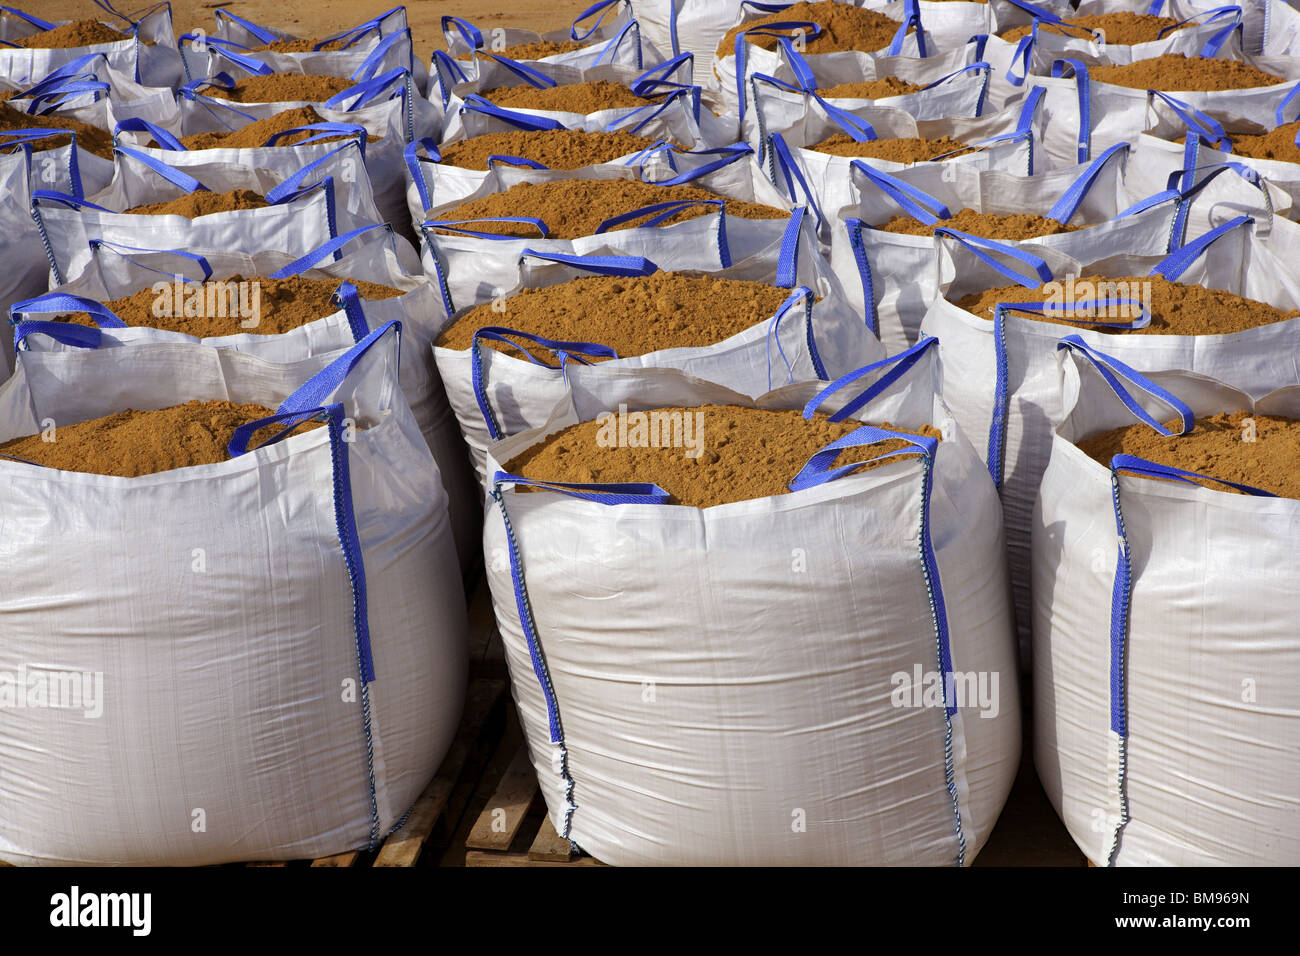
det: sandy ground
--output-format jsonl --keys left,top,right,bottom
{"left": 38, "top": 0, "right": 598, "bottom": 55}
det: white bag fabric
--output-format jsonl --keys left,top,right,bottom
{"left": 765, "top": 84, "right": 1048, "bottom": 241}
{"left": 434, "top": 211, "right": 885, "bottom": 485}
{"left": 1033, "top": 341, "right": 1300, "bottom": 866}
{"left": 0, "top": 322, "right": 469, "bottom": 865}
{"left": 827, "top": 140, "right": 1170, "bottom": 351}
{"left": 430, "top": 1, "right": 658, "bottom": 107}
{"left": 0, "top": 134, "right": 113, "bottom": 378}
{"left": 195, "top": 5, "right": 428, "bottom": 93}
{"left": 713, "top": 0, "right": 932, "bottom": 122}
{"left": 412, "top": 142, "right": 792, "bottom": 301}
{"left": 481, "top": 338, "right": 1019, "bottom": 865}
{"left": 10, "top": 226, "right": 478, "bottom": 573}
{"left": 0, "top": 50, "right": 180, "bottom": 133}
{"left": 1035, "top": 46, "right": 1300, "bottom": 169}
{"left": 437, "top": 57, "right": 735, "bottom": 150}
{"left": 742, "top": 47, "right": 993, "bottom": 151}
{"left": 979, "top": 1, "right": 1244, "bottom": 110}
{"left": 0, "top": 2, "right": 183, "bottom": 89}
{"left": 919, "top": 214, "right": 1300, "bottom": 656}
{"left": 31, "top": 141, "right": 389, "bottom": 286}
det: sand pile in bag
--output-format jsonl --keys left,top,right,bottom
{"left": 430, "top": 179, "right": 787, "bottom": 239}
{"left": 0, "top": 400, "right": 324, "bottom": 477}
{"left": 207, "top": 73, "right": 355, "bottom": 103}
{"left": 877, "top": 208, "right": 1079, "bottom": 238}
{"left": 437, "top": 128, "right": 667, "bottom": 170}
{"left": 58, "top": 274, "right": 404, "bottom": 338}
{"left": 125, "top": 189, "right": 270, "bottom": 217}
{"left": 483, "top": 80, "right": 653, "bottom": 112}
{"left": 810, "top": 134, "right": 972, "bottom": 161}
{"left": 248, "top": 37, "right": 349, "bottom": 53}
{"left": 1077, "top": 411, "right": 1300, "bottom": 498}
{"left": 509, "top": 405, "right": 941, "bottom": 507}
{"left": 456, "top": 39, "right": 586, "bottom": 61}
{"left": 998, "top": 13, "right": 1185, "bottom": 44}
{"left": 1091, "top": 55, "right": 1286, "bottom": 91}
{"left": 718, "top": 2, "right": 909, "bottom": 57}
{"left": 174, "top": 106, "right": 378, "bottom": 150}
{"left": 816, "top": 77, "right": 922, "bottom": 99}
{"left": 13, "top": 20, "right": 135, "bottom": 48}
{"left": 1209, "top": 121, "right": 1300, "bottom": 163}
{"left": 0, "top": 100, "right": 115, "bottom": 159}
{"left": 437, "top": 273, "right": 796, "bottom": 358}
{"left": 955, "top": 274, "right": 1299, "bottom": 334}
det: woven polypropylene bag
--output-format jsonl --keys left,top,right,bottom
{"left": 0, "top": 323, "right": 468, "bottom": 865}
{"left": 480, "top": 339, "right": 1019, "bottom": 865}
{"left": 1033, "top": 341, "right": 1300, "bottom": 866}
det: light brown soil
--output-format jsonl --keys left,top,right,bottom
{"left": 13, "top": 19, "right": 131, "bottom": 48}
{"left": 437, "top": 273, "right": 796, "bottom": 358}
{"left": 436, "top": 128, "right": 665, "bottom": 170}
{"left": 483, "top": 79, "right": 652, "bottom": 112}
{"left": 456, "top": 39, "right": 587, "bottom": 61}
{"left": 1077, "top": 410, "right": 1300, "bottom": 498}
{"left": 0, "top": 100, "right": 114, "bottom": 160}
{"left": 956, "top": 274, "right": 1300, "bottom": 334}
{"left": 508, "top": 405, "right": 941, "bottom": 507}
{"left": 125, "top": 189, "right": 270, "bottom": 217}
{"left": 1091, "top": 55, "right": 1286, "bottom": 91}
{"left": 60, "top": 274, "right": 403, "bottom": 338}
{"left": 810, "top": 133, "right": 972, "bottom": 162}
{"left": 206, "top": 73, "right": 355, "bottom": 103}
{"left": 0, "top": 400, "right": 323, "bottom": 477}
{"left": 430, "top": 178, "right": 786, "bottom": 238}
{"left": 175, "top": 106, "right": 377, "bottom": 150}
{"left": 1213, "top": 121, "right": 1300, "bottom": 163}
{"left": 878, "top": 208, "right": 1080, "bottom": 238}
{"left": 816, "top": 77, "right": 922, "bottom": 99}
{"left": 718, "top": 1, "right": 909, "bottom": 57}
{"left": 247, "top": 37, "right": 348, "bottom": 53}
{"left": 999, "top": 13, "right": 1184, "bottom": 45}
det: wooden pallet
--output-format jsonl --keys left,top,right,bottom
{"left": 462, "top": 735, "right": 608, "bottom": 868}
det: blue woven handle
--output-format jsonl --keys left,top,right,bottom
{"left": 269, "top": 222, "right": 392, "bottom": 276}
{"left": 114, "top": 117, "right": 187, "bottom": 151}
{"left": 789, "top": 424, "right": 937, "bottom": 491}
{"left": 493, "top": 471, "right": 671, "bottom": 504}
{"left": 803, "top": 337, "right": 938, "bottom": 423}
{"left": 518, "top": 249, "right": 657, "bottom": 275}
{"left": 1056, "top": 334, "right": 1194, "bottom": 435}
{"left": 1047, "top": 142, "right": 1129, "bottom": 224}
{"left": 851, "top": 160, "right": 951, "bottom": 225}
{"left": 460, "top": 94, "right": 565, "bottom": 131}
{"left": 1110, "top": 452, "right": 1275, "bottom": 496}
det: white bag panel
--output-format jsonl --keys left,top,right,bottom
{"left": 1033, "top": 354, "right": 1300, "bottom": 866}
{"left": 0, "top": 330, "right": 468, "bottom": 865}
{"left": 0, "top": 6, "right": 183, "bottom": 88}
{"left": 480, "top": 347, "right": 1018, "bottom": 865}
{"left": 921, "top": 217, "right": 1300, "bottom": 658}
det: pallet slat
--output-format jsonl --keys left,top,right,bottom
{"left": 527, "top": 816, "right": 576, "bottom": 863}
{"left": 465, "top": 744, "right": 539, "bottom": 851}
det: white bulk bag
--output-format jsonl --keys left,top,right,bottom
{"left": 0, "top": 2, "right": 183, "bottom": 88}
{"left": 481, "top": 338, "right": 1019, "bottom": 865}
{"left": 743, "top": 49, "right": 993, "bottom": 151}
{"left": 713, "top": 0, "right": 930, "bottom": 121}
{"left": 438, "top": 55, "right": 733, "bottom": 150}
{"left": 826, "top": 142, "right": 1178, "bottom": 351}
{"left": 765, "top": 85, "right": 1048, "bottom": 240}
{"left": 166, "top": 71, "right": 426, "bottom": 242}
{"left": 183, "top": 6, "right": 426, "bottom": 93}
{"left": 429, "top": 2, "right": 656, "bottom": 107}
{"left": 980, "top": 1, "right": 1243, "bottom": 110}
{"left": 415, "top": 143, "right": 795, "bottom": 311}
{"left": 0, "top": 322, "right": 469, "bottom": 866}
{"left": 31, "top": 141, "right": 388, "bottom": 286}
{"left": 0, "top": 50, "right": 180, "bottom": 133}
{"left": 434, "top": 216, "right": 884, "bottom": 484}
{"left": 1035, "top": 48, "right": 1300, "bottom": 169}
{"left": 0, "top": 131, "right": 113, "bottom": 378}
{"left": 919, "top": 213, "right": 1300, "bottom": 654}
{"left": 10, "top": 225, "right": 478, "bottom": 573}
{"left": 1033, "top": 339, "right": 1300, "bottom": 866}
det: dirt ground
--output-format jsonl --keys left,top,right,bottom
{"left": 39, "top": 0, "right": 598, "bottom": 55}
